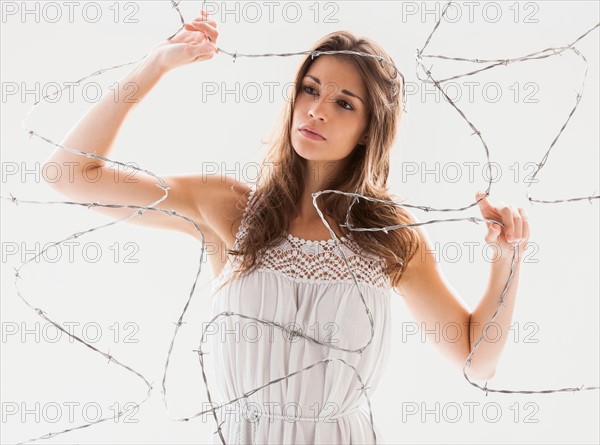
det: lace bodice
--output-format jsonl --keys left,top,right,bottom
{"left": 212, "top": 185, "right": 391, "bottom": 292}
{"left": 262, "top": 233, "right": 389, "bottom": 288}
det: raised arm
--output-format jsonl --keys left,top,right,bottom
{"left": 41, "top": 9, "right": 228, "bottom": 241}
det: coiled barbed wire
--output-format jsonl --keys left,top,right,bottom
{"left": 1, "top": 1, "right": 599, "bottom": 444}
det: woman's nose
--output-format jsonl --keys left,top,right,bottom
{"left": 308, "top": 101, "right": 327, "bottom": 121}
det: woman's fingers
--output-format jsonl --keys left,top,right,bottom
{"left": 518, "top": 208, "right": 530, "bottom": 244}
{"left": 475, "top": 190, "right": 530, "bottom": 247}
{"left": 192, "top": 17, "right": 217, "bottom": 26}
{"left": 475, "top": 191, "right": 503, "bottom": 232}
{"left": 184, "top": 20, "right": 219, "bottom": 43}
{"left": 185, "top": 20, "right": 217, "bottom": 30}
{"left": 510, "top": 205, "right": 522, "bottom": 242}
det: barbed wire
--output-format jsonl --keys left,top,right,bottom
{"left": 1, "top": 1, "right": 599, "bottom": 444}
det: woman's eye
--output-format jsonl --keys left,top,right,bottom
{"left": 338, "top": 100, "right": 353, "bottom": 111}
{"left": 302, "top": 85, "right": 353, "bottom": 111}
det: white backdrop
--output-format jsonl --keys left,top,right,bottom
{"left": 1, "top": 1, "right": 599, "bottom": 444}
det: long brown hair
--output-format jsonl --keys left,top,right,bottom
{"left": 216, "top": 30, "right": 420, "bottom": 293}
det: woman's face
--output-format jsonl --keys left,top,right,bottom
{"left": 291, "top": 56, "right": 369, "bottom": 166}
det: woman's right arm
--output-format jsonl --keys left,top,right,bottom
{"left": 41, "top": 10, "right": 236, "bottom": 242}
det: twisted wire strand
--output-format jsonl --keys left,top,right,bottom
{"left": 2, "top": 1, "right": 598, "bottom": 443}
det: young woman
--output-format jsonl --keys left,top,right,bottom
{"left": 43, "top": 8, "right": 530, "bottom": 444}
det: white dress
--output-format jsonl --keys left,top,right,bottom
{"left": 207, "top": 185, "right": 392, "bottom": 444}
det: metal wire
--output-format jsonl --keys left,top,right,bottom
{"left": 1, "top": 1, "right": 598, "bottom": 444}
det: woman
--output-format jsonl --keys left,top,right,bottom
{"left": 43, "top": 8, "right": 530, "bottom": 444}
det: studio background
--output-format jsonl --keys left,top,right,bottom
{"left": 1, "top": 1, "right": 599, "bottom": 444}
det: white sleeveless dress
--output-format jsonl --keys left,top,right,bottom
{"left": 207, "top": 185, "right": 392, "bottom": 444}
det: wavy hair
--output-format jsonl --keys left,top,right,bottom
{"left": 216, "top": 30, "right": 420, "bottom": 293}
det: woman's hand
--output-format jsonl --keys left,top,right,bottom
{"left": 475, "top": 191, "right": 531, "bottom": 262}
{"left": 149, "top": 9, "right": 219, "bottom": 74}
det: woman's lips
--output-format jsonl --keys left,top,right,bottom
{"left": 299, "top": 128, "right": 326, "bottom": 141}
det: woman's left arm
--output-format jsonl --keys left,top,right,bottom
{"left": 468, "top": 191, "right": 531, "bottom": 378}
{"left": 395, "top": 191, "right": 531, "bottom": 380}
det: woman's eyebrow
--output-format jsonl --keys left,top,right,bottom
{"left": 304, "top": 75, "right": 364, "bottom": 104}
